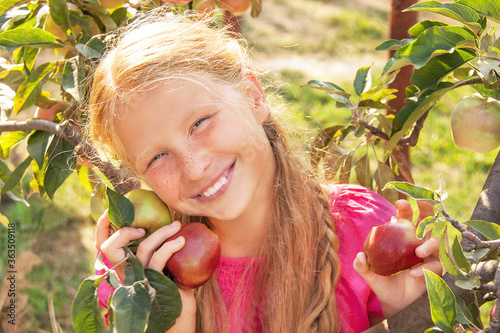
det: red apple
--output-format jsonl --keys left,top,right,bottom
{"left": 216, "top": 0, "right": 251, "bottom": 15}
{"left": 363, "top": 217, "right": 424, "bottom": 276}
{"left": 164, "top": 223, "right": 221, "bottom": 289}
{"left": 451, "top": 94, "right": 500, "bottom": 154}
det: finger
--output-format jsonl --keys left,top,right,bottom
{"left": 415, "top": 237, "right": 440, "bottom": 258}
{"left": 409, "top": 258, "right": 443, "bottom": 277}
{"left": 95, "top": 212, "right": 111, "bottom": 250}
{"left": 147, "top": 236, "right": 185, "bottom": 272}
{"left": 395, "top": 200, "right": 413, "bottom": 221}
{"left": 416, "top": 200, "right": 435, "bottom": 222}
{"left": 100, "top": 227, "right": 146, "bottom": 263}
{"left": 135, "top": 221, "right": 182, "bottom": 266}
{"left": 353, "top": 252, "right": 370, "bottom": 274}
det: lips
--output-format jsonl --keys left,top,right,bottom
{"left": 195, "top": 162, "right": 234, "bottom": 200}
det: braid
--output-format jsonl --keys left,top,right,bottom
{"left": 301, "top": 191, "right": 342, "bottom": 332}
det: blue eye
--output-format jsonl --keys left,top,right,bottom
{"left": 153, "top": 152, "right": 166, "bottom": 161}
{"left": 193, "top": 117, "right": 207, "bottom": 130}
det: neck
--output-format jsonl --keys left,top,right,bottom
{"left": 210, "top": 196, "right": 272, "bottom": 258}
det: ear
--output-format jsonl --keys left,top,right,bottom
{"left": 243, "top": 71, "right": 270, "bottom": 124}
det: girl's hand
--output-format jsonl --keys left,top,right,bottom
{"left": 96, "top": 212, "right": 197, "bottom": 332}
{"left": 353, "top": 200, "right": 443, "bottom": 318}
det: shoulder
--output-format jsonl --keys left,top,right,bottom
{"left": 323, "top": 183, "right": 396, "bottom": 233}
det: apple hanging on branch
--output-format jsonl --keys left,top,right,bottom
{"left": 450, "top": 94, "right": 500, "bottom": 154}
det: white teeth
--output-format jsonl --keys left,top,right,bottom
{"left": 202, "top": 176, "right": 228, "bottom": 197}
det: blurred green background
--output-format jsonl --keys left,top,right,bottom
{"left": 1, "top": 0, "right": 498, "bottom": 331}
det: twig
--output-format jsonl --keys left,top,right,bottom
{"left": 0, "top": 119, "right": 139, "bottom": 194}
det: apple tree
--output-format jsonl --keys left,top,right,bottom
{"left": 303, "top": 0, "right": 500, "bottom": 331}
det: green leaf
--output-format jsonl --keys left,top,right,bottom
{"left": 457, "top": 0, "right": 500, "bottom": 23}
{"left": 411, "top": 49, "right": 476, "bottom": 92}
{"left": 62, "top": 58, "right": 86, "bottom": 104}
{"left": 0, "top": 130, "right": 29, "bottom": 158}
{"left": 124, "top": 257, "right": 145, "bottom": 286}
{"left": 14, "top": 62, "right": 56, "bottom": 114}
{"left": 355, "top": 153, "right": 370, "bottom": 188}
{"left": 383, "top": 181, "right": 437, "bottom": 203}
{"left": 353, "top": 65, "right": 372, "bottom": 96}
{"left": 404, "top": 1, "right": 484, "bottom": 33}
{"left": 27, "top": 130, "right": 53, "bottom": 169}
{"left": 44, "top": 136, "right": 76, "bottom": 200}
{"left": 90, "top": 183, "right": 107, "bottom": 222}
{"left": 374, "top": 161, "right": 397, "bottom": 203}
{"left": 417, "top": 216, "right": 437, "bottom": 239}
{"left": 358, "top": 99, "right": 393, "bottom": 110}
{"left": 383, "top": 26, "right": 477, "bottom": 75}
{"left": 451, "top": 235, "right": 471, "bottom": 273}
{"left": 110, "top": 283, "right": 151, "bottom": 333}
{"left": 0, "top": 28, "right": 57, "bottom": 52}
{"left": 1, "top": 156, "right": 32, "bottom": 194}
{"left": 376, "top": 39, "right": 413, "bottom": 51}
{"left": 71, "top": 275, "right": 105, "bottom": 333}
{"left": 106, "top": 269, "right": 123, "bottom": 289}
{"left": 431, "top": 220, "right": 447, "bottom": 238}
{"left": 424, "top": 269, "right": 457, "bottom": 333}
{"left": 106, "top": 187, "right": 135, "bottom": 229}
{"left": 145, "top": 269, "right": 182, "bottom": 333}
{"left": 0, "top": 0, "right": 20, "bottom": 16}
{"left": 464, "top": 220, "right": 500, "bottom": 240}
{"left": 439, "top": 234, "right": 462, "bottom": 277}
{"left": 48, "top": 0, "right": 70, "bottom": 27}
{"left": 408, "top": 20, "right": 448, "bottom": 38}
{"left": 75, "top": 36, "right": 106, "bottom": 59}
{"left": 455, "top": 297, "right": 475, "bottom": 326}
{"left": 385, "top": 82, "right": 455, "bottom": 155}
{"left": 302, "top": 80, "right": 351, "bottom": 106}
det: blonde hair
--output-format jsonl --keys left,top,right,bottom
{"left": 88, "top": 8, "right": 342, "bottom": 332}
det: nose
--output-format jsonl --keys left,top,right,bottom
{"left": 178, "top": 146, "right": 210, "bottom": 182}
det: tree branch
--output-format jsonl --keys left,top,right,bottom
{"left": 0, "top": 119, "right": 140, "bottom": 194}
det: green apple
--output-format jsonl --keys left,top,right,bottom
{"left": 126, "top": 189, "right": 172, "bottom": 245}
{"left": 451, "top": 94, "right": 500, "bottom": 154}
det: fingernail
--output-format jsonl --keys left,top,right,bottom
{"left": 137, "top": 228, "right": 146, "bottom": 235}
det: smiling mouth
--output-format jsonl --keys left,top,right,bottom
{"left": 196, "top": 162, "right": 234, "bottom": 199}
{"left": 201, "top": 175, "right": 228, "bottom": 197}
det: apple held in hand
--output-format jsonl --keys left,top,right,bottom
{"left": 451, "top": 94, "right": 500, "bottom": 154}
{"left": 164, "top": 223, "right": 221, "bottom": 289}
{"left": 126, "top": 189, "right": 172, "bottom": 243}
{"left": 363, "top": 217, "right": 424, "bottom": 276}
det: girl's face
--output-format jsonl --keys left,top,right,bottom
{"left": 115, "top": 76, "right": 275, "bottom": 224}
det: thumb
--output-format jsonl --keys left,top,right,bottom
{"left": 353, "top": 252, "right": 379, "bottom": 283}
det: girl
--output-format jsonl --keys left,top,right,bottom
{"left": 89, "top": 8, "right": 441, "bottom": 333}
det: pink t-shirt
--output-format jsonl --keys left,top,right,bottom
{"left": 215, "top": 184, "right": 396, "bottom": 333}
{"left": 96, "top": 184, "right": 396, "bottom": 332}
